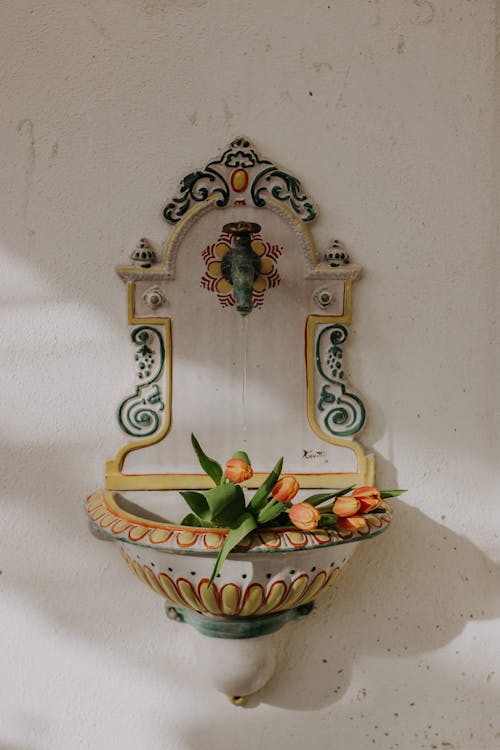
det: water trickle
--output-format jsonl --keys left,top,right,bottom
{"left": 241, "top": 315, "right": 248, "bottom": 445}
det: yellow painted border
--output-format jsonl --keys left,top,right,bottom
{"left": 161, "top": 195, "right": 220, "bottom": 265}
{"left": 106, "top": 471, "right": 369, "bottom": 492}
{"left": 105, "top": 283, "right": 172, "bottom": 487}
{"left": 267, "top": 196, "right": 319, "bottom": 266}
{"left": 106, "top": 197, "right": 373, "bottom": 491}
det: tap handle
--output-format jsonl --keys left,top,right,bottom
{"left": 223, "top": 221, "right": 261, "bottom": 236}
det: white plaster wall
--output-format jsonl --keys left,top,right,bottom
{"left": 1, "top": 1, "right": 499, "bottom": 748}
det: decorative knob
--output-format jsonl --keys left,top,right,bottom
{"left": 313, "top": 286, "right": 336, "bottom": 309}
{"left": 324, "top": 239, "right": 349, "bottom": 267}
{"left": 142, "top": 285, "right": 167, "bottom": 309}
{"left": 130, "top": 238, "right": 156, "bottom": 268}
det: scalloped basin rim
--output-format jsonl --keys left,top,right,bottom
{"left": 86, "top": 490, "right": 393, "bottom": 554}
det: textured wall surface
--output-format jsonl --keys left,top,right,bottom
{"left": 1, "top": 1, "right": 499, "bottom": 748}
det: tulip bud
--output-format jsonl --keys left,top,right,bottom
{"left": 224, "top": 457, "right": 253, "bottom": 484}
{"left": 352, "top": 486, "right": 381, "bottom": 513}
{"left": 336, "top": 515, "right": 369, "bottom": 532}
{"left": 289, "top": 502, "right": 321, "bottom": 531}
{"left": 272, "top": 475, "right": 300, "bottom": 503}
{"left": 332, "top": 496, "right": 361, "bottom": 518}
{"left": 231, "top": 450, "right": 251, "bottom": 464}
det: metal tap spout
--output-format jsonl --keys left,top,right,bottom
{"left": 221, "top": 222, "right": 261, "bottom": 316}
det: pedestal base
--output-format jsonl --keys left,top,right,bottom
{"left": 166, "top": 600, "right": 314, "bottom": 639}
{"left": 166, "top": 602, "right": 315, "bottom": 701}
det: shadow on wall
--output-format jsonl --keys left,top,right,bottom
{"left": 176, "top": 498, "right": 500, "bottom": 744}
{"left": 259, "top": 501, "right": 500, "bottom": 711}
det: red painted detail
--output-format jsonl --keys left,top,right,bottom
{"left": 285, "top": 531, "right": 308, "bottom": 548}
{"left": 203, "top": 533, "right": 224, "bottom": 549}
{"left": 176, "top": 577, "right": 201, "bottom": 608}
{"left": 127, "top": 525, "right": 149, "bottom": 541}
{"left": 176, "top": 531, "right": 197, "bottom": 548}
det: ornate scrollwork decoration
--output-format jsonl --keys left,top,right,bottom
{"left": 117, "top": 326, "right": 165, "bottom": 437}
{"left": 163, "top": 137, "right": 317, "bottom": 224}
{"left": 163, "top": 169, "right": 231, "bottom": 223}
{"left": 251, "top": 167, "right": 316, "bottom": 222}
{"left": 315, "top": 324, "right": 366, "bottom": 437}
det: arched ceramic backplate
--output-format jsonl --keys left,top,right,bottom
{"left": 107, "top": 137, "right": 372, "bottom": 491}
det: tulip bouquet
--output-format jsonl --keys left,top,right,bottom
{"left": 181, "top": 435, "right": 404, "bottom": 584}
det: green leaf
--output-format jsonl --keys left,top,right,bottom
{"left": 232, "top": 450, "right": 251, "bottom": 465}
{"left": 179, "top": 490, "right": 212, "bottom": 521}
{"left": 257, "top": 499, "right": 290, "bottom": 525}
{"left": 180, "top": 513, "right": 216, "bottom": 528}
{"left": 302, "top": 492, "right": 337, "bottom": 508}
{"left": 208, "top": 512, "right": 257, "bottom": 585}
{"left": 317, "top": 513, "right": 338, "bottom": 527}
{"left": 191, "top": 434, "right": 223, "bottom": 485}
{"left": 380, "top": 489, "right": 406, "bottom": 499}
{"left": 261, "top": 512, "right": 290, "bottom": 527}
{"left": 205, "top": 482, "right": 246, "bottom": 526}
{"left": 333, "top": 484, "right": 356, "bottom": 498}
{"left": 248, "top": 457, "right": 283, "bottom": 513}
{"left": 301, "top": 486, "right": 356, "bottom": 508}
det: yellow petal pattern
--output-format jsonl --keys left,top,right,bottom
{"left": 177, "top": 579, "right": 201, "bottom": 610}
{"left": 215, "top": 277, "right": 232, "bottom": 294}
{"left": 149, "top": 528, "right": 172, "bottom": 544}
{"left": 128, "top": 525, "right": 149, "bottom": 541}
{"left": 118, "top": 543, "right": 353, "bottom": 617}
{"left": 259, "top": 257, "right": 273, "bottom": 274}
{"left": 298, "top": 572, "right": 328, "bottom": 605}
{"left": 207, "top": 261, "right": 222, "bottom": 276}
{"left": 198, "top": 581, "right": 221, "bottom": 615}
{"left": 220, "top": 584, "right": 240, "bottom": 615}
{"left": 239, "top": 584, "right": 265, "bottom": 616}
{"left": 143, "top": 566, "right": 165, "bottom": 596}
{"left": 215, "top": 243, "right": 230, "bottom": 258}
{"left": 176, "top": 531, "right": 196, "bottom": 547}
{"left": 252, "top": 276, "right": 267, "bottom": 292}
{"left": 285, "top": 575, "right": 312, "bottom": 609}
{"left": 112, "top": 520, "right": 130, "bottom": 534}
{"left": 158, "top": 574, "right": 184, "bottom": 604}
{"left": 259, "top": 581, "right": 286, "bottom": 615}
{"left": 251, "top": 240, "right": 266, "bottom": 256}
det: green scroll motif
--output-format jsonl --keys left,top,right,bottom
{"left": 117, "top": 326, "right": 165, "bottom": 438}
{"left": 315, "top": 324, "right": 366, "bottom": 437}
{"left": 250, "top": 167, "right": 316, "bottom": 222}
{"left": 163, "top": 137, "right": 317, "bottom": 224}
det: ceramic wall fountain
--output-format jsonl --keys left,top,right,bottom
{"left": 86, "top": 137, "right": 393, "bottom": 703}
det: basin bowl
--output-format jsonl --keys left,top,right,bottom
{"left": 86, "top": 490, "right": 392, "bottom": 618}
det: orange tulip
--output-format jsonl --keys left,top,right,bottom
{"left": 272, "top": 475, "right": 300, "bottom": 503}
{"left": 289, "top": 502, "right": 321, "bottom": 531}
{"left": 224, "top": 457, "right": 253, "bottom": 484}
{"left": 352, "top": 486, "right": 381, "bottom": 513}
{"left": 332, "top": 496, "right": 361, "bottom": 517}
{"left": 336, "top": 515, "right": 369, "bottom": 532}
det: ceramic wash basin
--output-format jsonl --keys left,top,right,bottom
{"left": 86, "top": 490, "right": 392, "bottom": 623}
